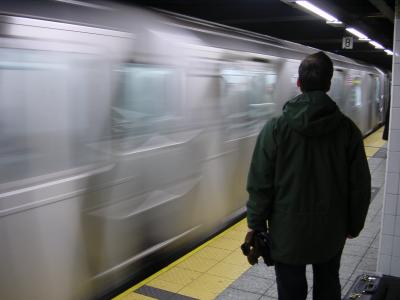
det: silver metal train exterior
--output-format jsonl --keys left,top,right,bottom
{"left": 0, "top": 1, "right": 390, "bottom": 299}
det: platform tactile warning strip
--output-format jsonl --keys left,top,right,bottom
{"left": 136, "top": 285, "right": 198, "bottom": 300}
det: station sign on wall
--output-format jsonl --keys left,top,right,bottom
{"left": 342, "top": 36, "right": 354, "bottom": 49}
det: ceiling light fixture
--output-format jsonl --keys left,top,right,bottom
{"left": 296, "top": 1, "right": 342, "bottom": 24}
{"left": 369, "top": 41, "right": 385, "bottom": 49}
{"left": 345, "top": 28, "right": 370, "bottom": 41}
{"left": 384, "top": 50, "right": 393, "bottom": 55}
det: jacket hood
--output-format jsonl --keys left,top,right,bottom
{"left": 282, "top": 91, "right": 344, "bottom": 137}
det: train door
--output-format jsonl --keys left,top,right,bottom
{"left": 0, "top": 42, "right": 116, "bottom": 300}
{"left": 274, "top": 59, "right": 301, "bottom": 109}
{"left": 219, "top": 55, "right": 279, "bottom": 212}
{"left": 180, "top": 46, "right": 234, "bottom": 227}
{"left": 344, "top": 71, "right": 365, "bottom": 133}
{"left": 368, "top": 74, "right": 381, "bottom": 130}
{"left": 85, "top": 59, "right": 210, "bottom": 287}
{"left": 329, "top": 69, "right": 345, "bottom": 109}
{"left": 383, "top": 73, "right": 392, "bottom": 122}
{"left": 370, "top": 75, "right": 377, "bottom": 128}
{"left": 378, "top": 75, "right": 385, "bottom": 124}
{"left": 362, "top": 73, "right": 373, "bottom": 133}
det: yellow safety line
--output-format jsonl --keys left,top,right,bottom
{"left": 364, "top": 127, "right": 385, "bottom": 157}
{"left": 113, "top": 219, "right": 246, "bottom": 299}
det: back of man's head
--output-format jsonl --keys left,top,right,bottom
{"left": 298, "top": 51, "right": 334, "bottom": 92}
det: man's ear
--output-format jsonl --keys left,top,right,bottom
{"left": 297, "top": 79, "right": 301, "bottom": 89}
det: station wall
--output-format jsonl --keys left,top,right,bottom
{"left": 378, "top": 0, "right": 400, "bottom": 277}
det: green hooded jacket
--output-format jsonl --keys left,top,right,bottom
{"left": 246, "top": 91, "right": 371, "bottom": 265}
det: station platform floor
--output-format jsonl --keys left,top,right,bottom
{"left": 114, "top": 128, "right": 387, "bottom": 300}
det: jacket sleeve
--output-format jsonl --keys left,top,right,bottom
{"left": 347, "top": 123, "right": 371, "bottom": 237}
{"left": 246, "top": 120, "right": 277, "bottom": 232}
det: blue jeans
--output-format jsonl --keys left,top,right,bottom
{"left": 274, "top": 252, "right": 342, "bottom": 300}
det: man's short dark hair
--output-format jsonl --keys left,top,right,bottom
{"left": 298, "top": 51, "right": 334, "bottom": 92}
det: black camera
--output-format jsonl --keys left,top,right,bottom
{"left": 241, "top": 231, "right": 274, "bottom": 266}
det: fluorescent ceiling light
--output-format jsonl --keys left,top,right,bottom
{"left": 296, "top": 1, "right": 341, "bottom": 23}
{"left": 345, "top": 28, "right": 370, "bottom": 40}
{"left": 384, "top": 50, "right": 393, "bottom": 55}
{"left": 369, "top": 41, "right": 384, "bottom": 49}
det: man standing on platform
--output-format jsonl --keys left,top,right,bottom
{"left": 245, "top": 52, "right": 371, "bottom": 300}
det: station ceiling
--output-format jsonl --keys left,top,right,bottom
{"left": 125, "top": 0, "right": 394, "bottom": 71}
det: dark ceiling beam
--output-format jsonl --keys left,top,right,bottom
{"left": 292, "top": 39, "right": 375, "bottom": 45}
{"left": 292, "top": 38, "right": 343, "bottom": 44}
{"left": 212, "top": 15, "right": 316, "bottom": 24}
{"left": 364, "top": 12, "right": 387, "bottom": 18}
{"left": 368, "top": 0, "right": 394, "bottom": 23}
{"left": 333, "top": 49, "right": 391, "bottom": 53}
{"left": 292, "top": 39, "right": 383, "bottom": 45}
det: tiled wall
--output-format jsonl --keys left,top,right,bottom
{"left": 377, "top": 0, "right": 400, "bottom": 276}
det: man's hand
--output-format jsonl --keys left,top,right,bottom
{"left": 244, "top": 230, "right": 255, "bottom": 246}
{"left": 241, "top": 229, "right": 259, "bottom": 265}
{"left": 241, "top": 229, "right": 274, "bottom": 266}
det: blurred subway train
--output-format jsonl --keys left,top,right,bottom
{"left": 0, "top": 1, "right": 390, "bottom": 299}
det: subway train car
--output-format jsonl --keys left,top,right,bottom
{"left": 0, "top": 1, "right": 390, "bottom": 299}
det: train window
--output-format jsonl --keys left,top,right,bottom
{"left": 249, "top": 73, "right": 277, "bottom": 120}
{"left": 0, "top": 48, "right": 108, "bottom": 188}
{"left": 221, "top": 69, "right": 277, "bottom": 139}
{"left": 112, "top": 64, "right": 182, "bottom": 137}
